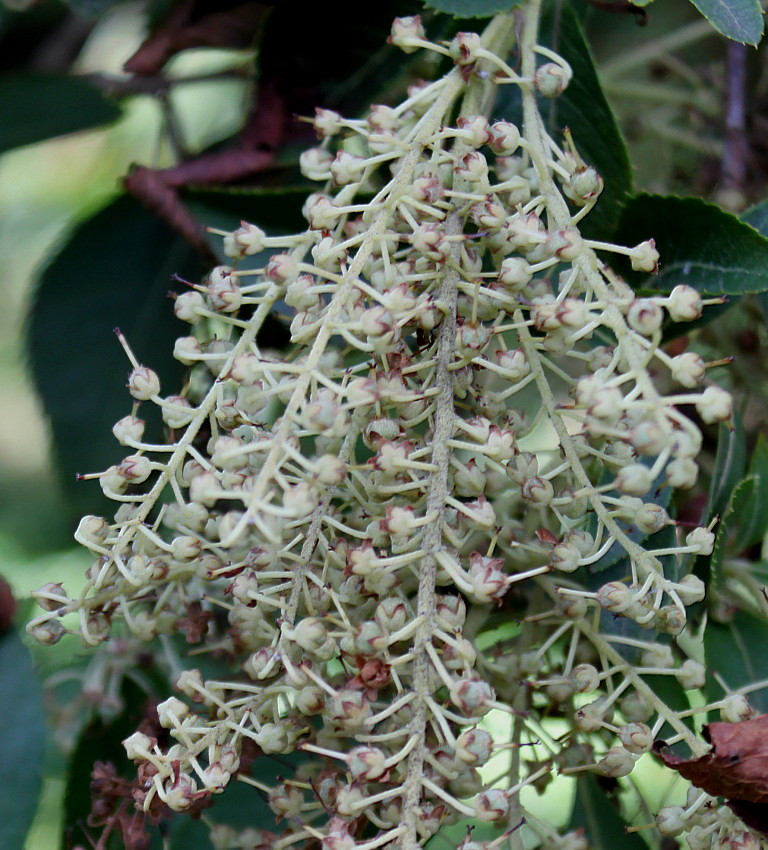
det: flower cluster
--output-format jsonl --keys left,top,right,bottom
{"left": 28, "top": 4, "right": 756, "bottom": 850}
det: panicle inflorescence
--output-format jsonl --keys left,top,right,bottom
{"left": 28, "top": 4, "right": 759, "bottom": 850}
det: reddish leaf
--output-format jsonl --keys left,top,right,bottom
{"left": 656, "top": 716, "right": 768, "bottom": 834}
{"left": 125, "top": 0, "right": 271, "bottom": 76}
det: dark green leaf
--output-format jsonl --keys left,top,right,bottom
{"left": 569, "top": 774, "right": 647, "bottom": 850}
{"left": 26, "top": 195, "right": 203, "bottom": 519}
{"left": 705, "top": 611, "right": 768, "bottom": 713}
{"left": 184, "top": 184, "right": 310, "bottom": 260}
{"left": 686, "top": 0, "right": 763, "bottom": 45}
{"left": 614, "top": 194, "right": 768, "bottom": 295}
{"left": 0, "top": 628, "right": 46, "bottom": 849}
{"left": 492, "top": 1, "right": 632, "bottom": 241}
{"left": 62, "top": 675, "right": 153, "bottom": 848}
{"left": 166, "top": 751, "right": 311, "bottom": 849}
{"left": 422, "top": 0, "right": 524, "bottom": 14}
{"left": 705, "top": 413, "right": 746, "bottom": 523}
{"left": 0, "top": 74, "right": 120, "bottom": 154}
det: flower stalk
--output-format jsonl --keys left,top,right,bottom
{"left": 28, "top": 4, "right": 754, "bottom": 849}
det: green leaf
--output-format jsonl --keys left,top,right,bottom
{"left": 709, "top": 437, "right": 768, "bottom": 588}
{"left": 569, "top": 774, "right": 647, "bottom": 850}
{"left": 742, "top": 196, "right": 768, "bottom": 234}
{"left": 686, "top": 0, "right": 763, "bottom": 45}
{"left": 0, "top": 628, "right": 46, "bottom": 849}
{"left": 422, "top": 0, "right": 525, "bottom": 14}
{"left": 709, "top": 474, "right": 758, "bottom": 592}
{"left": 587, "top": 458, "right": 672, "bottom": 574}
{"left": 705, "top": 413, "right": 746, "bottom": 523}
{"left": 26, "top": 195, "right": 203, "bottom": 519}
{"left": 644, "top": 671, "right": 696, "bottom": 737}
{"left": 0, "top": 74, "right": 121, "bottom": 154}
{"left": 492, "top": 1, "right": 632, "bottom": 242}
{"left": 742, "top": 199, "right": 768, "bottom": 321}
{"left": 614, "top": 194, "right": 768, "bottom": 295}
{"left": 705, "top": 611, "right": 768, "bottom": 713}
{"left": 737, "top": 434, "right": 768, "bottom": 551}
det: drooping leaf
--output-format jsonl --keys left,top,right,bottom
{"left": 569, "top": 774, "right": 647, "bottom": 850}
{"left": 614, "top": 194, "right": 768, "bottom": 295}
{"left": 705, "top": 611, "right": 768, "bottom": 714}
{"left": 422, "top": 0, "right": 525, "bottom": 15}
{"left": 0, "top": 629, "right": 46, "bottom": 849}
{"left": 0, "top": 73, "right": 121, "bottom": 154}
{"left": 686, "top": 0, "right": 763, "bottom": 45}
{"left": 26, "top": 195, "right": 202, "bottom": 519}
{"left": 492, "top": 0, "right": 632, "bottom": 242}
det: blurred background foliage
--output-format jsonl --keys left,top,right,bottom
{"left": 1, "top": 0, "right": 768, "bottom": 847}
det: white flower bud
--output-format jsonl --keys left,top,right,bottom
{"left": 313, "top": 107, "right": 343, "bottom": 137}
{"left": 720, "top": 693, "right": 754, "bottom": 722}
{"left": 696, "top": 386, "right": 733, "bottom": 424}
{"left": 488, "top": 121, "right": 520, "bottom": 155}
{"left": 597, "top": 746, "right": 635, "bottom": 777}
{"left": 627, "top": 298, "right": 663, "bottom": 335}
{"left": 619, "top": 722, "right": 653, "bottom": 754}
{"left": 112, "top": 415, "right": 145, "bottom": 445}
{"left": 629, "top": 239, "right": 659, "bottom": 273}
{"left": 666, "top": 284, "right": 702, "bottom": 322}
{"left": 28, "top": 618, "right": 66, "bottom": 645}
{"left": 388, "top": 15, "right": 426, "bottom": 53}
{"left": 223, "top": 222, "right": 266, "bottom": 258}
{"left": 686, "top": 526, "right": 715, "bottom": 555}
{"left": 670, "top": 352, "right": 706, "bottom": 388}
{"left": 569, "top": 663, "right": 600, "bottom": 693}
{"left": 157, "top": 696, "right": 190, "bottom": 727}
{"left": 634, "top": 502, "right": 669, "bottom": 534}
{"left": 474, "top": 788, "right": 509, "bottom": 822}
{"left": 676, "top": 659, "right": 705, "bottom": 689}
{"left": 299, "top": 147, "right": 333, "bottom": 181}
{"left": 675, "top": 574, "right": 706, "bottom": 605}
{"left": 656, "top": 806, "right": 687, "bottom": 837}
{"left": 666, "top": 456, "right": 699, "bottom": 489}
{"left": 123, "top": 731, "right": 155, "bottom": 760}
{"left": 615, "top": 463, "right": 654, "bottom": 496}
{"left": 535, "top": 62, "right": 571, "bottom": 97}
{"left": 127, "top": 366, "right": 160, "bottom": 400}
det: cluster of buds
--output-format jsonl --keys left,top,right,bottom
{"left": 28, "top": 5, "right": 750, "bottom": 850}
